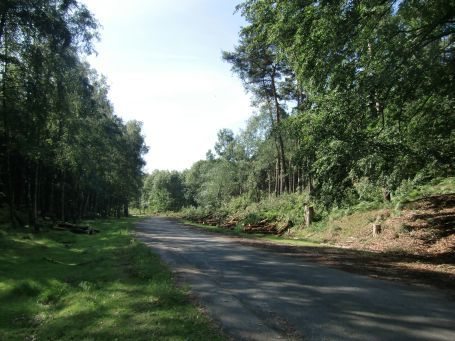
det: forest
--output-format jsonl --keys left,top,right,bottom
{"left": 0, "top": 1, "right": 454, "bottom": 339}
{"left": 1, "top": 0, "right": 454, "bottom": 230}
{"left": 141, "top": 0, "right": 454, "bottom": 228}
{"left": 0, "top": 0, "right": 148, "bottom": 230}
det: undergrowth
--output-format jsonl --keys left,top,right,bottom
{"left": 177, "top": 177, "right": 454, "bottom": 244}
{"left": 0, "top": 218, "right": 223, "bottom": 340}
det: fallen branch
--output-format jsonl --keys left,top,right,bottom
{"left": 43, "top": 257, "right": 97, "bottom": 266}
{"left": 53, "top": 222, "right": 100, "bottom": 234}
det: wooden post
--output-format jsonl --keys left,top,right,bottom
{"left": 373, "top": 215, "right": 382, "bottom": 236}
{"left": 304, "top": 205, "right": 314, "bottom": 227}
{"left": 372, "top": 223, "right": 382, "bottom": 236}
{"left": 382, "top": 188, "right": 391, "bottom": 202}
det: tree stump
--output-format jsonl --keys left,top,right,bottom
{"left": 372, "top": 223, "right": 382, "bottom": 236}
{"left": 304, "top": 205, "right": 314, "bottom": 227}
{"left": 382, "top": 188, "right": 391, "bottom": 202}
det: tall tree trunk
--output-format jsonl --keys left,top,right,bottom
{"left": 274, "top": 159, "right": 280, "bottom": 195}
{"left": 32, "top": 163, "right": 39, "bottom": 232}
{"left": 93, "top": 193, "right": 98, "bottom": 217}
{"left": 82, "top": 193, "right": 90, "bottom": 218}
{"left": 27, "top": 168, "right": 34, "bottom": 229}
{"left": 6, "top": 151, "right": 16, "bottom": 226}
{"left": 49, "top": 177, "right": 55, "bottom": 221}
{"left": 78, "top": 192, "right": 84, "bottom": 221}
{"left": 61, "top": 170, "right": 65, "bottom": 221}
{"left": 1, "top": 27, "right": 17, "bottom": 227}
{"left": 308, "top": 172, "right": 314, "bottom": 197}
{"left": 270, "top": 67, "right": 288, "bottom": 193}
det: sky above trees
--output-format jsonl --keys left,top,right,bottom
{"left": 81, "top": 0, "right": 252, "bottom": 171}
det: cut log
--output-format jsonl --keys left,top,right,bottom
{"left": 278, "top": 220, "right": 293, "bottom": 236}
{"left": 54, "top": 222, "right": 100, "bottom": 234}
{"left": 304, "top": 205, "right": 314, "bottom": 227}
{"left": 220, "top": 220, "right": 237, "bottom": 229}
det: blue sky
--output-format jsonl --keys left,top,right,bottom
{"left": 81, "top": 0, "right": 252, "bottom": 171}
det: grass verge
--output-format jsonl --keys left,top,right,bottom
{"left": 0, "top": 217, "right": 223, "bottom": 340}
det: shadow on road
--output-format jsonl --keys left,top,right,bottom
{"left": 135, "top": 218, "right": 455, "bottom": 340}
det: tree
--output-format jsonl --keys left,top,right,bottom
{"left": 0, "top": 1, "right": 148, "bottom": 228}
{"left": 234, "top": 0, "right": 454, "bottom": 206}
{"left": 222, "top": 21, "right": 296, "bottom": 195}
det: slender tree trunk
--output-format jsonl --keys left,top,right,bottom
{"left": 275, "top": 159, "right": 280, "bottom": 195}
{"left": 297, "top": 168, "right": 301, "bottom": 193}
{"left": 82, "top": 193, "right": 90, "bottom": 218}
{"left": 32, "top": 163, "right": 39, "bottom": 232}
{"left": 292, "top": 169, "right": 296, "bottom": 193}
{"left": 61, "top": 170, "right": 65, "bottom": 221}
{"left": 93, "top": 193, "right": 97, "bottom": 217}
{"left": 6, "top": 150, "right": 16, "bottom": 226}
{"left": 308, "top": 172, "right": 314, "bottom": 197}
{"left": 27, "top": 168, "right": 34, "bottom": 228}
{"left": 270, "top": 67, "right": 288, "bottom": 193}
{"left": 1, "top": 28, "right": 17, "bottom": 227}
{"left": 78, "top": 192, "right": 84, "bottom": 221}
{"left": 50, "top": 177, "right": 55, "bottom": 221}
{"left": 0, "top": 13, "right": 7, "bottom": 45}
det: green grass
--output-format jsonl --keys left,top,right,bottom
{"left": 0, "top": 217, "right": 223, "bottom": 340}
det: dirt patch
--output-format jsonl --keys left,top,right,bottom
{"left": 324, "top": 194, "right": 455, "bottom": 257}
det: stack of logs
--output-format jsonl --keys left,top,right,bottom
{"left": 244, "top": 219, "right": 279, "bottom": 234}
{"left": 197, "top": 216, "right": 292, "bottom": 236}
{"left": 53, "top": 222, "right": 100, "bottom": 235}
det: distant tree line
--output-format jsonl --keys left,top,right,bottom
{"left": 0, "top": 0, "right": 148, "bottom": 230}
{"left": 142, "top": 0, "right": 454, "bottom": 215}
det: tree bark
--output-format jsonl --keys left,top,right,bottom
{"left": 49, "top": 177, "right": 55, "bottom": 221}
{"left": 32, "top": 163, "right": 39, "bottom": 232}
{"left": 270, "top": 67, "right": 288, "bottom": 193}
{"left": 1, "top": 26, "right": 17, "bottom": 227}
{"left": 275, "top": 159, "right": 280, "bottom": 195}
{"left": 61, "top": 170, "right": 65, "bottom": 221}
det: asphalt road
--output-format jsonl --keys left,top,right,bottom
{"left": 134, "top": 217, "right": 455, "bottom": 340}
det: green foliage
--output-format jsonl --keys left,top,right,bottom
{"left": 394, "top": 177, "right": 455, "bottom": 203}
{"left": 142, "top": 170, "right": 185, "bottom": 212}
{"left": 0, "top": 218, "right": 223, "bottom": 340}
{"left": 141, "top": 1, "right": 453, "bottom": 232}
{"left": 0, "top": 1, "right": 148, "bottom": 227}
{"left": 352, "top": 177, "right": 383, "bottom": 203}
{"left": 180, "top": 206, "right": 212, "bottom": 222}
{"left": 231, "top": 0, "right": 454, "bottom": 208}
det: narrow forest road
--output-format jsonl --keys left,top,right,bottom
{"left": 134, "top": 217, "right": 455, "bottom": 340}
